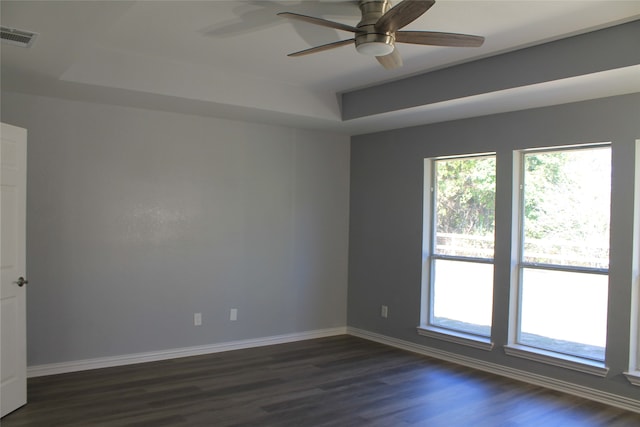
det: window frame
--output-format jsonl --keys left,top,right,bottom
{"left": 418, "top": 153, "right": 496, "bottom": 351}
{"left": 624, "top": 139, "right": 640, "bottom": 386}
{"left": 505, "top": 143, "right": 612, "bottom": 376}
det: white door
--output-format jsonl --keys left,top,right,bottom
{"left": 0, "top": 123, "right": 27, "bottom": 418}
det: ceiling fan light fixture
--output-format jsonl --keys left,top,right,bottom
{"left": 355, "top": 32, "right": 395, "bottom": 56}
{"left": 356, "top": 41, "right": 394, "bottom": 56}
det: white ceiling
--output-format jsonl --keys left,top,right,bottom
{"left": 2, "top": 1, "right": 639, "bottom": 134}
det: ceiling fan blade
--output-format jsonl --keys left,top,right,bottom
{"left": 376, "top": 48, "right": 403, "bottom": 70}
{"left": 287, "top": 39, "right": 355, "bottom": 57}
{"left": 277, "top": 12, "right": 359, "bottom": 33}
{"left": 396, "top": 31, "right": 485, "bottom": 47}
{"left": 375, "top": 0, "right": 435, "bottom": 33}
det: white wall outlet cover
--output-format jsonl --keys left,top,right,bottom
{"left": 194, "top": 313, "right": 202, "bottom": 326}
{"left": 230, "top": 308, "right": 238, "bottom": 321}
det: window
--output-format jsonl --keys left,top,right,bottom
{"left": 512, "top": 145, "right": 611, "bottom": 364}
{"left": 625, "top": 140, "right": 640, "bottom": 386}
{"left": 419, "top": 154, "right": 496, "bottom": 348}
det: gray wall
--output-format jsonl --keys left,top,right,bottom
{"left": 1, "top": 91, "right": 350, "bottom": 366}
{"left": 348, "top": 93, "right": 640, "bottom": 400}
{"left": 342, "top": 20, "right": 640, "bottom": 120}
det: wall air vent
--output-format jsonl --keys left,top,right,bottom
{"left": 1, "top": 26, "right": 38, "bottom": 48}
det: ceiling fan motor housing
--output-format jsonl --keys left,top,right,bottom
{"left": 356, "top": 0, "right": 395, "bottom": 56}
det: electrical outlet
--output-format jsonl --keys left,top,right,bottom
{"left": 194, "top": 312, "right": 202, "bottom": 326}
{"left": 230, "top": 308, "right": 238, "bottom": 321}
{"left": 381, "top": 305, "right": 388, "bottom": 318}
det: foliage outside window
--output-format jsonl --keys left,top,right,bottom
{"left": 427, "top": 155, "right": 496, "bottom": 338}
{"left": 516, "top": 145, "right": 611, "bottom": 362}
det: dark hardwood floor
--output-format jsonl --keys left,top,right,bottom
{"left": 3, "top": 335, "right": 640, "bottom": 426}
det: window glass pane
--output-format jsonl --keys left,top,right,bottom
{"left": 435, "top": 156, "right": 496, "bottom": 258}
{"left": 432, "top": 259, "right": 493, "bottom": 337}
{"left": 522, "top": 147, "right": 611, "bottom": 268}
{"left": 519, "top": 268, "right": 607, "bottom": 361}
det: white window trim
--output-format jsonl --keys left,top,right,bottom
{"left": 417, "top": 325, "right": 494, "bottom": 351}
{"left": 419, "top": 154, "right": 496, "bottom": 343}
{"left": 509, "top": 144, "right": 611, "bottom": 366}
{"left": 624, "top": 371, "right": 640, "bottom": 386}
{"left": 504, "top": 344, "right": 609, "bottom": 377}
{"left": 419, "top": 158, "right": 433, "bottom": 329}
{"left": 628, "top": 139, "right": 640, "bottom": 386}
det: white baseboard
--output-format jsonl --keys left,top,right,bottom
{"left": 27, "top": 326, "right": 347, "bottom": 378}
{"left": 347, "top": 326, "right": 640, "bottom": 414}
{"left": 27, "top": 325, "right": 640, "bottom": 414}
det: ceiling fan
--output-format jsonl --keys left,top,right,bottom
{"left": 278, "top": 0, "right": 484, "bottom": 69}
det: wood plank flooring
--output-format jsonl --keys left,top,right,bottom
{"left": 3, "top": 335, "right": 640, "bottom": 426}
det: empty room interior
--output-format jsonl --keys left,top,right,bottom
{"left": 1, "top": 1, "right": 640, "bottom": 425}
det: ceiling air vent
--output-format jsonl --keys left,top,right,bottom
{"left": 1, "top": 26, "right": 38, "bottom": 48}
